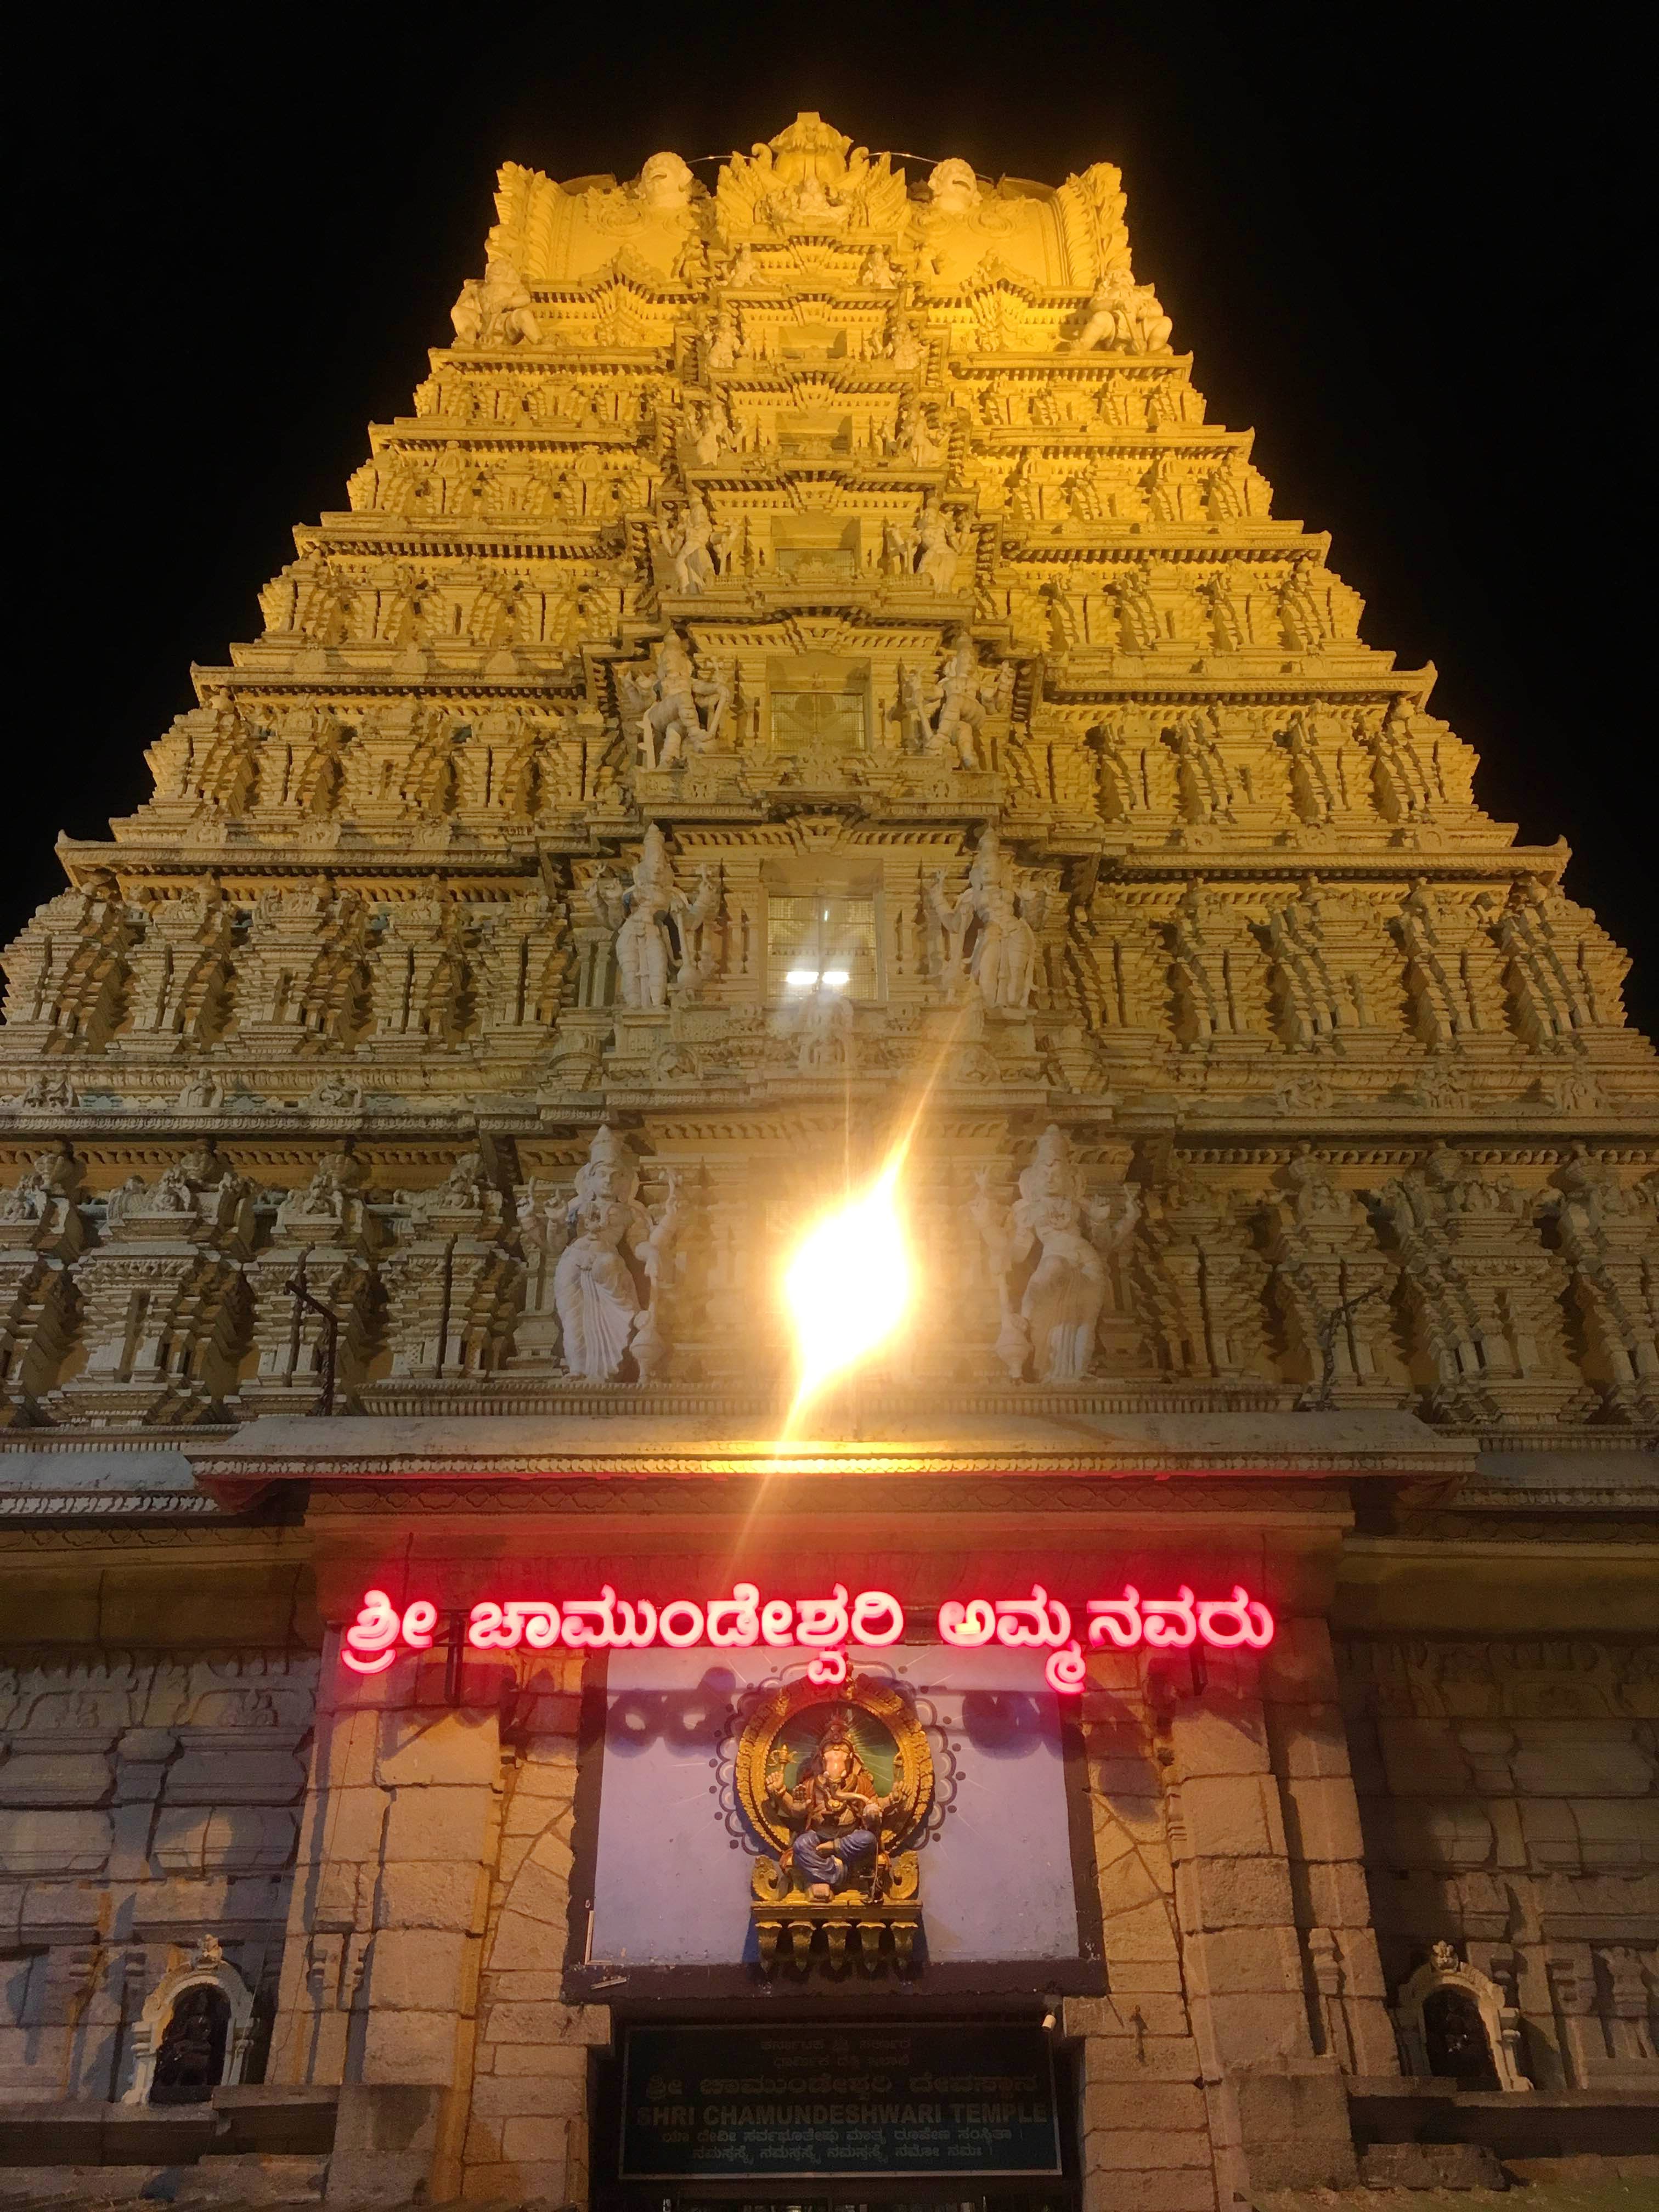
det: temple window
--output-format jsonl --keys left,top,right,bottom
{"left": 764, "top": 873, "right": 882, "bottom": 1003}
{"left": 766, "top": 649, "right": 868, "bottom": 751}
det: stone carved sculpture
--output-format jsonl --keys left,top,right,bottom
{"left": 927, "top": 829, "right": 1047, "bottom": 1011}
{"left": 913, "top": 499, "right": 968, "bottom": 593}
{"left": 1489, "top": 879, "right": 1603, "bottom": 1051}
{"left": 50, "top": 1147, "right": 257, "bottom": 1426}
{"left": 1374, "top": 1146, "right": 1575, "bottom": 1423}
{"left": 0, "top": 1148, "right": 86, "bottom": 1417}
{"left": 971, "top": 1126, "right": 1140, "bottom": 1384}
{"left": 551, "top": 1127, "right": 681, "bottom": 1383}
{"left": 1162, "top": 710, "right": 1234, "bottom": 823}
{"left": 1140, "top": 1171, "right": 1273, "bottom": 1385}
{"left": 899, "top": 635, "right": 1002, "bottom": 769}
{"left": 1265, "top": 879, "right": 1363, "bottom": 1049}
{"left": 1274, "top": 708, "right": 1335, "bottom": 825}
{"left": 450, "top": 255, "right": 540, "bottom": 348}
{"left": 633, "top": 150, "right": 695, "bottom": 213}
{"left": 1541, "top": 1149, "right": 1659, "bottom": 1423}
{"left": 654, "top": 493, "right": 722, "bottom": 596}
{"left": 1394, "top": 881, "right": 1477, "bottom": 1051}
{"left": 795, "top": 985, "right": 854, "bottom": 1074}
{"left": 1069, "top": 266, "right": 1173, "bottom": 354}
{"left": 1262, "top": 1149, "right": 1396, "bottom": 1407}
{"left": 1277, "top": 555, "right": 1332, "bottom": 650}
{"left": 1165, "top": 884, "right": 1259, "bottom": 1045}
{"left": 890, "top": 396, "right": 945, "bottom": 469}
{"left": 1362, "top": 699, "right": 1440, "bottom": 823}
{"left": 590, "top": 825, "right": 719, "bottom": 1008}
{"left": 620, "top": 634, "right": 732, "bottom": 769}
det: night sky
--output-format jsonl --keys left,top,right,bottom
{"left": 14, "top": 9, "right": 1651, "bottom": 1035}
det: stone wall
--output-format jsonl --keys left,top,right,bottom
{"left": 0, "top": 1647, "right": 315, "bottom": 2102}
{"left": 1339, "top": 1632, "right": 1659, "bottom": 2091}
{"left": 267, "top": 1640, "right": 605, "bottom": 2205}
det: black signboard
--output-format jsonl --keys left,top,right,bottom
{"left": 619, "top": 2021, "right": 1063, "bottom": 2180}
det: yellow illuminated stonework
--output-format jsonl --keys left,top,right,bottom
{"left": 0, "top": 114, "right": 1654, "bottom": 2212}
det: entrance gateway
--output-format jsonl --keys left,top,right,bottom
{"left": 596, "top": 2021, "right": 1076, "bottom": 2212}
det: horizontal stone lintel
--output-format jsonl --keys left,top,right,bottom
{"left": 188, "top": 1408, "right": 1471, "bottom": 1493}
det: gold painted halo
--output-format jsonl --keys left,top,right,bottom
{"left": 736, "top": 1672, "right": 934, "bottom": 1854}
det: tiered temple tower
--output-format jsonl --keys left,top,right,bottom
{"left": 0, "top": 116, "right": 1652, "bottom": 2212}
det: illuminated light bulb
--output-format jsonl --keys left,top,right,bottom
{"left": 783, "top": 1157, "right": 912, "bottom": 1411}
{"left": 784, "top": 968, "right": 819, "bottom": 989}
{"left": 821, "top": 969, "right": 850, "bottom": 988}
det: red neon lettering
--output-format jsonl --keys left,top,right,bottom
{"left": 341, "top": 1589, "right": 401, "bottom": 1674}
{"left": 338, "top": 1579, "right": 1274, "bottom": 1688}
{"left": 941, "top": 1583, "right": 1276, "bottom": 1691}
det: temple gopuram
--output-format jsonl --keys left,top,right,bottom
{"left": 0, "top": 113, "right": 1654, "bottom": 2211}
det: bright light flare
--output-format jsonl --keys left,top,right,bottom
{"left": 783, "top": 1157, "right": 912, "bottom": 1414}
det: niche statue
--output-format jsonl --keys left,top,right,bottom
{"left": 552, "top": 1127, "right": 681, "bottom": 1383}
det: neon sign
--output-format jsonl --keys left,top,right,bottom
{"left": 342, "top": 1579, "right": 1274, "bottom": 1694}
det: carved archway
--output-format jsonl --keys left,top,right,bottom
{"left": 122, "top": 1934, "right": 255, "bottom": 2106}
{"left": 1394, "top": 1942, "right": 1531, "bottom": 2094}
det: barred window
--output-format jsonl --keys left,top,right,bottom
{"left": 766, "top": 892, "right": 881, "bottom": 1002}
{"left": 769, "top": 687, "right": 867, "bottom": 751}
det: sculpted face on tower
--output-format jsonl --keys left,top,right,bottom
{"left": 927, "top": 158, "right": 983, "bottom": 215}
{"left": 634, "top": 151, "right": 695, "bottom": 211}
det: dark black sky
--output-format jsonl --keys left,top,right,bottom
{"left": 13, "top": 4, "right": 1652, "bottom": 1035}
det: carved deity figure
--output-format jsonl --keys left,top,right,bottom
{"left": 765, "top": 1710, "right": 900, "bottom": 1900}
{"left": 891, "top": 396, "right": 944, "bottom": 469}
{"left": 913, "top": 499, "right": 967, "bottom": 592}
{"left": 625, "top": 631, "right": 731, "bottom": 768}
{"left": 702, "top": 301, "right": 740, "bottom": 369}
{"left": 451, "top": 255, "right": 540, "bottom": 347}
{"left": 688, "top": 397, "right": 732, "bottom": 466}
{"left": 906, "top": 633, "right": 994, "bottom": 768}
{"left": 1070, "top": 266, "right": 1173, "bottom": 354}
{"left": 886, "top": 314, "right": 925, "bottom": 371}
{"left": 927, "top": 829, "right": 1046, "bottom": 1009}
{"left": 551, "top": 1127, "right": 681, "bottom": 1383}
{"left": 590, "top": 825, "right": 719, "bottom": 1008}
{"left": 796, "top": 985, "right": 854, "bottom": 1074}
{"left": 653, "top": 494, "right": 718, "bottom": 596}
{"left": 859, "top": 245, "right": 901, "bottom": 289}
{"left": 971, "top": 1126, "right": 1139, "bottom": 1385}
